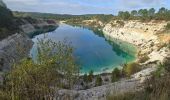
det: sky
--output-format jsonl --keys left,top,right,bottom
{"left": 3, "top": 0, "right": 170, "bottom": 15}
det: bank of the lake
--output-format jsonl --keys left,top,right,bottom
{"left": 30, "top": 24, "right": 137, "bottom": 74}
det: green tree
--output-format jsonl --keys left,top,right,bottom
{"left": 131, "top": 10, "right": 138, "bottom": 16}
{"left": 148, "top": 8, "right": 155, "bottom": 17}
{"left": 118, "top": 11, "right": 130, "bottom": 20}
{"left": 138, "top": 9, "right": 148, "bottom": 20}
{"left": 158, "top": 7, "right": 166, "bottom": 14}
{"left": 156, "top": 7, "right": 169, "bottom": 20}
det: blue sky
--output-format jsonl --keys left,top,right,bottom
{"left": 3, "top": 0, "right": 170, "bottom": 15}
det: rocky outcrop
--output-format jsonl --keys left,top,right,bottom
{"left": 0, "top": 33, "right": 33, "bottom": 72}
{"left": 103, "top": 20, "right": 170, "bottom": 63}
{"left": 103, "top": 20, "right": 170, "bottom": 85}
{"left": 57, "top": 78, "right": 140, "bottom": 100}
{"left": 19, "top": 18, "right": 58, "bottom": 38}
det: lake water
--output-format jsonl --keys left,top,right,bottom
{"left": 30, "top": 24, "right": 136, "bottom": 74}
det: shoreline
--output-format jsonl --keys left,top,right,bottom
{"left": 72, "top": 19, "right": 170, "bottom": 78}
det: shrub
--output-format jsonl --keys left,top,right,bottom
{"left": 111, "top": 68, "right": 121, "bottom": 82}
{"left": 166, "top": 23, "right": 170, "bottom": 30}
{"left": 125, "top": 62, "right": 141, "bottom": 76}
{"left": 138, "top": 55, "right": 150, "bottom": 63}
{"left": 95, "top": 75, "right": 102, "bottom": 86}
{"left": 116, "top": 20, "right": 125, "bottom": 27}
{"left": 88, "top": 70, "right": 94, "bottom": 82}
{"left": 83, "top": 73, "right": 88, "bottom": 82}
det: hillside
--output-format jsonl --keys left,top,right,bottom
{"left": 0, "top": 2, "right": 18, "bottom": 40}
{"left": 0, "top": 0, "right": 6, "bottom": 8}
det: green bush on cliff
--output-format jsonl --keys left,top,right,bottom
{"left": 166, "top": 23, "right": 170, "bottom": 30}
{"left": 124, "top": 62, "right": 141, "bottom": 76}
{"left": 138, "top": 55, "right": 150, "bottom": 63}
{"left": 87, "top": 70, "right": 94, "bottom": 82}
{"left": 95, "top": 75, "right": 102, "bottom": 86}
{"left": 111, "top": 68, "right": 121, "bottom": 82}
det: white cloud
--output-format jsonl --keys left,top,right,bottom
{"left": 2, "top": 0, "right": 169, "bottom": 14}
{"left": 4, "top": 0, "right": 39, "bottom": 5}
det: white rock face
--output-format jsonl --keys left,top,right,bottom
{"left": 103, "top": 20, "right": 169, "bottom": 63}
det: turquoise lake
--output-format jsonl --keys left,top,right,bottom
{"left": 30, "top": 24, "right": 137, "bottom": 74}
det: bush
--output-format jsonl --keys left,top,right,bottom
{"left": 83, "top": 74, "right": 88, "bottom": 82}
{"left": 111, "top": 68, "right": 121, "bottom": 82}
{"left": 116, "top": 20, "right": 125, "bottom": 27}
{"left": 166, "top": 23, "right": 170, "bottom": 30}
{"left": 138, "top": 55, "right": 150, "bottom": 63}
{"left": 124, "top": 62, "right": 141, "bottom": 76}
{"left": 88, "top": 70, "right": 94, "bottom": 82}
{"left": 95, "top": 75, "right": 102, "bottom": 86}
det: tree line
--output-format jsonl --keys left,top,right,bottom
{"left": 118, "top": 7, "right": 170, "bottom": 20}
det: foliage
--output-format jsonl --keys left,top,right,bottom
{"left": 118, "top": 11, "right": 130, "bottom": 20}
{"left": 117, "top": 7, "right": 170, "bottom": 21}
{"left": 0, "top": 38, "right": 79, "bottom": 99}
{"left": 138, "top": 55, "right": 150, "bottom": 63}
{"left": 93, "top": 14, "right": 113, "bottom": 23}
{"left": 116, "top": 20, "right": 125, "bottom": 27}
{"left": 87, "top": 70, "right": 94, "bottom": 82}
{"left": 166, "top": 23, "right": 170, "bottom": 30}
{"left": 83, "top": 73, "right": 88, "bottom": 82}
{"left": 111, "top": 68, "right": 121, "bottom": 82}
{"left": 124, "top": 62, "right": 140, "bottom": 76}
{"left": 95, "top": 75, "right": 102, "bottom": 86}
{"left": 131, "top": 10, "right": 138, "bottom": 16}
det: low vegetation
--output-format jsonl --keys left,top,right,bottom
{"left": 111, "top": 68, "right": 121, "bottom": 82}
{"left": 165, "top": 23, "right": 170, "bottom": 31}
{"left": 87, "top": 70, "right": 94, "bottom": 82}
{"left": 123, "top": 62, "right": 141, "bottom": 76}
{"left": 95, "top": 75, "right": 102, "bottom": 86}
{"left": 0, "top": 38, "right": 79, "bottom": 99}
{"left": 138, "top": 55, "right": 150, "bottom": 63}
{"left": 107, "top": 57, "right": 170, "bottom": 100}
